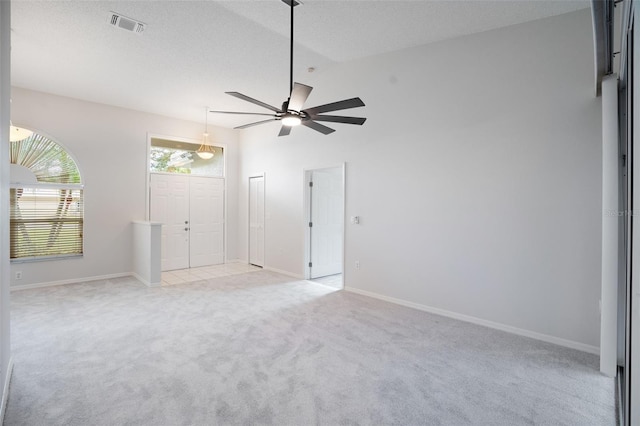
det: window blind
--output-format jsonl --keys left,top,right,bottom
{"left": 10, "top": 187, "right": 83, "bottom": 260}
{"left": 11, "top": 134, "right": 81, "bottom": 183}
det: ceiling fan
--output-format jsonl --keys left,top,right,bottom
{"left": 210, "top": 0, "right": 366, "bottom": 136}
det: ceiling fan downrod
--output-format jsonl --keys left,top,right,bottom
{"left": 288, "top": 0, "right": 296, "bottom": 105}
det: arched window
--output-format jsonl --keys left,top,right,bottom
{"left": 10, "top": 132, "right": 83, "bottom": 261}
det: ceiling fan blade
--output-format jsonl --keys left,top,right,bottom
{"left": 302, "top": 120, "right": 335, "bottom": 135}
{"left": 278, "top": 126, "right": 292, "bottom": 137}
{"left": 304, "top": 97, "right": 365, "bottom": 115}
{"left": 226, "top": 92, "right": 281, "bottom": 113}
{"left": 234, "top": 119, "right": 278, "bottom": 130}
{"left": 288, "top": 83, "right": 313, "bottom": 112}
{"left": 210, "top": 110, "right": 276, "bottom": 117}
{"left": 311, "top": 115, "right": 367, "bottom": 125}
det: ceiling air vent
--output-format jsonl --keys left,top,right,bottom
{"left": 108, "top": 12, "right": 145, "bottom": 34}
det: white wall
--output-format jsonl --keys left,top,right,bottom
{"left": 238, "top": 9, "right": 602, "bottom": 349}
{"left": 9, "top": 88, "right": 240, "bottom": 286}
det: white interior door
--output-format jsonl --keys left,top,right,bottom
{"left": 190, "top": 176, "right": 224, "bottom": 268}
{"left": 150, "top": 174, "right": 189, "bottom": 271}
{"left": 310, "top": 168, "right": 343, "bottom": 279}
{"left": 249, "top": 176, "right": 264, "bottom": 267}
{"left": 151, "top": 174, "right": 224, "bottom": 271}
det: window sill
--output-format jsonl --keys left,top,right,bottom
{"left": 10, "top": 254, "right": 83, "bottom": 264}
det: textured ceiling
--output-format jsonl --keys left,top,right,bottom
{"left": 10, "top": 0, "right": 590, "bottom": 128}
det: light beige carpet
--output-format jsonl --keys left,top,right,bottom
{"left": 5, "top": 271, "right": 615, "bottom": 425}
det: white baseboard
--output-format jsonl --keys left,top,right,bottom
{"left": 0, "top": 357, "right": 13, "bottom": 424}
{"left": 344, "top": 286, "right": 599, "bottom": 355}
{"left": 10, "top": 273, "right": 132, "bottom": 292}
{"left": 131, "top": 273, "right": 161, "bottom": 288}
{"left": 9, "top": 259, "right": 291, "bottom": 291}
{"left": 262, "top": 266, "right": 304, "bottom": 279}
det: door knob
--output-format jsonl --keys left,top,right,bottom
{"left": 185, "top": 221, "right": 189, "bottom": 224}
{"left": 184, "top": 227, "right": 189, "bottom": 231}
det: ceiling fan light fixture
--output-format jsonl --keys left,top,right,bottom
{"left": 282, "top": 113, "right": 302, "bottom": 127}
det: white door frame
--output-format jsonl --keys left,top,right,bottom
{"left": 248, "top": 173, "right": 266, "bottom": 267}
{"left": 303, "top": 163, "right": 346, "bottom": 282}
{"left": 630, "top": 5, "right": 640, "bottom": 422}
{"left": 146, "top": 133, "right": 227, "bottom": 264}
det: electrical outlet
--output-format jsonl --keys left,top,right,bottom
{"left": 355, "top": 261, "right": 360, "bottom": 270}
{"left": 15, "top": 271, "right": 22, "bottom": 280}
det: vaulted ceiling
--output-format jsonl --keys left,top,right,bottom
{"left": 11, "top": 0, "right": 589, "bottom": 128}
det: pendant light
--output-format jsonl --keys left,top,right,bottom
{"left": 9, "top": 123, "right": 33, "bottom": 142}
{"left": 196, "top": 107, "right": 215, "bottom": 160}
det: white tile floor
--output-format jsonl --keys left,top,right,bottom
{"left": 311, "top": 274, "right": 343, "bottom": 289}
{"left": 161, "top": 263, "right": 263, "bottom": 286}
